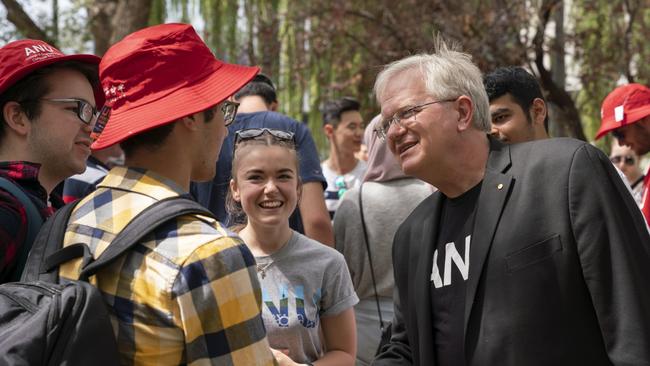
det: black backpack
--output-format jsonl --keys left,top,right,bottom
{"left": 0, "top": 196, "right": 214, "bottom": 366}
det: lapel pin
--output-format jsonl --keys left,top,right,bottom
{"left": 497, "top": 183, "right": 504, "bottom": 190}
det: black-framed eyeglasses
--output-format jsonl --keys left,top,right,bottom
{"left": 39, "top": 98, "right": 97, "bottom": 125}
{"left": 22, "top": 98, "right": 109, "bottom": 142}
{"left": 610, "top": 155, "right": 636, "bottom": 166}
{"left": 375, "top": 98, "right": 457, "bottom": 140}
{"left": 234, "top": 128, "right": 295, "bottom": 146}
{"left": 222, "top": 101, "right": 239, "bottom": 126}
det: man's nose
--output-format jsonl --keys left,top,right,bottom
{"left": 387, "top": 122, "right": 406, "bottom": 142}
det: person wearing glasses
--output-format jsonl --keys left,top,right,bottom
{"left": 334, "top": 115, "right": 432, "bottom": 365}
{"left": 596, "top": 83, "right": 650, "bottom": 224}
{"left": 228, "top": 128, "right": 357, "bottom": 366}
{"left": 610, "top": 139, "right": 645, "bottom": 206}
{"left": 192, "top": 73, "right": 334, "bottom": 246}
{"left": 0, "top": 39, "right": 100, "bottom": 283}
{"left": 371, "top": 39, "right": 650, "bottom": 366}
{"left": 483, "top": 66, "right": 549, "bottom": 144}
{"left": 321, "top": 97, "right": 367, "bottom": 219}
{"left": 54, "top": 24, "right": 276, "bottom": 365}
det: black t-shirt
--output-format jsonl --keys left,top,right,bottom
{"left": 431, "top": 181, "right": 482, "bottom": 366}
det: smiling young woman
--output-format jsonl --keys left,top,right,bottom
{"left": 228, "top": 129, "right": 358, "bottom": 366}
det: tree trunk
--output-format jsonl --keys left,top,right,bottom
{"left": 549, "top": 0, "right": 567, "bottom": 138}
{"left": 111, "top": 0, "right": 153, "bottom": 45}
{"left": 534, "top": 0, "right": 587, "bottom": 141}
{"left": 87, "top": 0, "right": 116, "bottom": 56}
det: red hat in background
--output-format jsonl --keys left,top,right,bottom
{"left": 92, "top": 23, "right": 259, "bottom": 149}
{"left": 0, "top": 39, "right": 100, "bottom": 95}
{"left": 596, "top": 83, "right": 650, "bottom": 140}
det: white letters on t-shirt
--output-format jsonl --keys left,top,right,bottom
{"left": 431, "top": 235, "right": 471, "bottom": 288}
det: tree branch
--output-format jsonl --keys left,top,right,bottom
{"left": 622, "top": 0, "right": 638, "bottom": 83}
{"left": 1, "top": 0, "right": 54, "bottom": 44}
{"left": 341, "top": 30, "right": 385, "bottom": 64}
{"left": 343, "top": 9, "right": 410, "bottom": 51}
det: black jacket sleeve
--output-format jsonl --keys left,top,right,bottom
{"left": 569, "top": 144, "right": 650, "bottom": 365}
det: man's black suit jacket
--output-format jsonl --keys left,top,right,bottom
{"left": 373, "top": 137, "right": 650, "bottom": 366}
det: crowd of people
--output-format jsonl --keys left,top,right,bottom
{"left": 0, "top": 22, "right": 649, "bottom": 366}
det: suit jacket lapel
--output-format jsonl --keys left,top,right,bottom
{"left": 464, "top": 138, "right": 513, "bottom": 336}
{"left": 415, "top": 193, "right": 443, "bottom": 359}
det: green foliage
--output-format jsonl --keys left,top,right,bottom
{"left": 571, "top": 0, "right": 650, "bottom": 147}
{"left": 149, "top": 0, "right": 167, "bottom": 25}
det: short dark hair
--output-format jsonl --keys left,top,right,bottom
{"left": 233, "top": 73, "right": 277, "bottom": 105}
{"left": 120, "top": 106, "right": 217, "bottom": 157}
{"left": 484, "top": 66, "right": 548, "bottom": 131}
{"left": 0, "top": 60, "right": 99, "bottom": 142}
{"left": 321, "top": 97, "right": 361, "bottom": 128}
{"left": 120, "top": 121, "right": 176, "bottom": 157}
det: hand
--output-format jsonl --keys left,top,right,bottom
{"left": 270, "top": 348, "right": 300, "bottom": 366}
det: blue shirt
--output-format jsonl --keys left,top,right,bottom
{"left": 191, "top": 111, "right": 327, "bottom": 230}
{"left": 62, "top": 156, "right": 109, "bottom": 203}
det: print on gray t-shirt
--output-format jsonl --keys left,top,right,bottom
{"left": 255, "top": 231, "right": 359, "bottom": 363}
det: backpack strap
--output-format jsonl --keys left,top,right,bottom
{"left": 0, "top": 177, "right": 45, "bottom": 281}
{"left": 24, "top": 196, "right": 213, "bottom": 283}
{"left": 20, "top": 200, "right": 79, "bottom": 282}
{"left": 78, "top": 197, "right": 213, "bottom": 280}
{"left": 358, "top": 183, "right": 386, "bottom": 332}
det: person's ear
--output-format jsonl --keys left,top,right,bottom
{"left": 323, "top": 124, "right": 335, "bottom": 138}
{"left": 180, "top": 113, "right": 201, "bottom": 131}
{"left": 229, "top": 178, "right": 241, "bottom": 202}
{"left": 456, "top": 96, "right": 474, "bottom": 132}
{"left": 530, "top": 98, "right": 547, "bottom": 126}
{"left": 269, "top": 101, "right": 279, "bottom": 111}
{"left": 3, "top": 101, "right": 31, "bottom": 136}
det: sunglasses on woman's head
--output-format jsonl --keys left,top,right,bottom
{"left": 234, "top": 128, "right": 295, "bottom": 147}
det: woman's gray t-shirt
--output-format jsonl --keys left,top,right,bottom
{"left": 254, "top": 231, "right": 358, "bottom": 363}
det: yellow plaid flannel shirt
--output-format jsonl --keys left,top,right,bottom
{"left": 59, "top": 167, "right": 276, "bottom": 366}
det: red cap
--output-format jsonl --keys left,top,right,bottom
{"left": 596, "top": 83, "right": 650, "bottom": 140}
{"left": 92, "top": 23, "right": 259, "bottom": 149}
{"left": 0, "top": 39, "right": 100, "bottom": 96}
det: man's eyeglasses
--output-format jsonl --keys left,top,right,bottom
{"left": 610, "top": 155, "right": 636, "bottom": 166}
{"left": 376, "top": 98, "right": 457, "bottom": 140}
{"left": 221, "top": 101, "right": 239, "bottom": 126}
{"left": 234, "top": 128, "right": 295, "bottom": 146}
{"left": 39, "top": 98, "right": 97, "bottom": 125}
{"left": 23, "top": 98, "right": 109, "bottom": 141}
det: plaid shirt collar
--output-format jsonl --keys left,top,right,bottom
{"left": 0, "top": 161, "right": 63, "bottom": 211}
{"left": 98, "top": 166, "right": 191, "bottom": 200}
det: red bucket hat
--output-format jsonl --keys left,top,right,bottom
{"left": 92, "top": 23, "right": 259, "bottom": 149}
{"left": 0, "top": 39, "right": 100, "bottom": 96}
{"left": 596, "top": 83, "right": 650, "bottom": 140}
